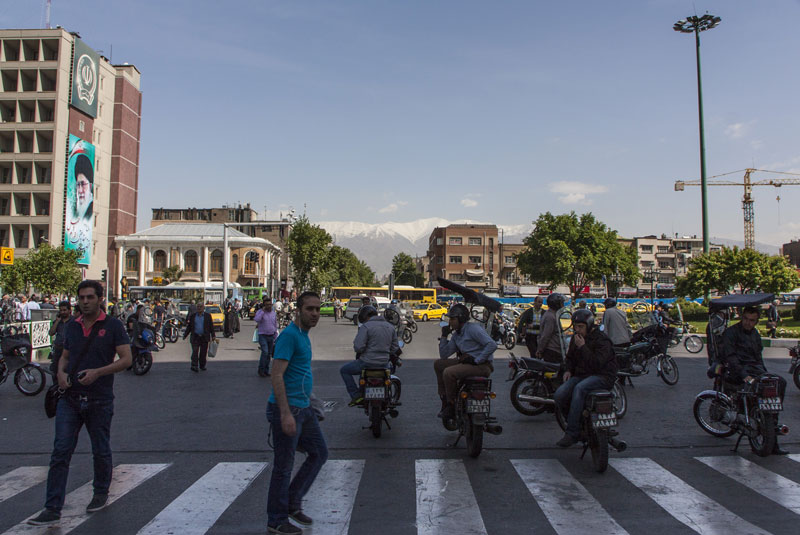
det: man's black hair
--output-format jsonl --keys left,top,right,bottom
{"left": 742, "top": 306, "right": 761, "bottom": 317}
{"left": 58, "top": 300, "right": 71, "bottom": 310}
{"left": 74, "top": 154, "right": 94, "bottom": 183}
{"left": 76, "top": 279, "right": 104, "bottom": 299}
{"left": 297, "top": 291, "right": 320, "bottom": 309}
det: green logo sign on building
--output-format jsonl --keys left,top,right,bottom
{"left": 70, "top": 38, "right": 99, "bottom": 118}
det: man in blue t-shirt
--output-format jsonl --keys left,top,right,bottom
{"left": 266, "top": 292, "right": 327, "bottom": 535}
{"left": 29, "top": 280, "right": 132, "bottom": 526}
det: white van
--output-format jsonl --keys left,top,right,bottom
{"left": 343, "top": 295, "right": 390, "bottom": 324}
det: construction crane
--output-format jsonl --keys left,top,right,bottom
{"left": 675, "top": 168, "right": 800, "bottom": 250}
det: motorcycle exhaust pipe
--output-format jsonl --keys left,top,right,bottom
{"left": 778, "top": 425, "right": 790, "bottom": 435}
{"left": 485, "top": 424, "right": 503, "bottom": 435}
{"left": 608, "top": 437, "right": 627, "bottom": 452}
{"left": 517, "top": 395, "right": 555, "bottom": 405}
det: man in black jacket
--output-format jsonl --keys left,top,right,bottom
{"left": 554, "top": 309, "right": 617, "bottom": 448}
{"left": 183, "top": 303, "right": 216, "bottom": 372}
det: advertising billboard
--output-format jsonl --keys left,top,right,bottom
{"left": 70, "top": 38, "right": 99, "bottom": 118}
{"left": 64, "top": 135, "right": 95, "bottom": 265}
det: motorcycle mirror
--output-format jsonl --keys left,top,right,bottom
{"left": 439, "top": 320, "right": 449, "bottom": 327}
{"left": 398, "top": 340, "right": 405, "bottom": 348}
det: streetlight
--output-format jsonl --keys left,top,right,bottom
{"left": 609, "top": 271, "right": 624, "bottom": 298}
{"left": 674, "top": 13, "right": 721, "bottom": 255}
{"left": 644, "top": 267, "right": 660, "bottom": 306}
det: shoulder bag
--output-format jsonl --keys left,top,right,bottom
{"left": 45, "top": 320, "right": 103, "bottom": 418}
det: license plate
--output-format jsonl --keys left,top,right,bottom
{"left": 592, "top": 412, "right": 617, "bottom": 428}
{"left": 365, "top": 387, "right": 385, "bottom": 400}
{"left": 466, "top": 398, "right": 490, "bottom": 413}
{"left": 758, "top": 397, "right": 782, "bottom": 411}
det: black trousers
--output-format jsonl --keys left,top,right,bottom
{"left": 525, "top": 334, "right": 538, "bottom": 358}
{"left": 190, "top": 334, "right": 209, "bottom": 369}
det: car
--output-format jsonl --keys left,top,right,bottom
{"left": 177, "top": 302, "right": 191, "bottom": 320}
{"left": 412, "top": 302, "right": 447, "bottom": 321}
{"left": 320, "top": 301, "right": 335, "bottom": 317}
{"left": 204, "top": 304, "right": 224, "bottom": 330}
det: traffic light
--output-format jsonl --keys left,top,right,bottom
{"left": 101, "top": 269, "right": 107, "bottom": 282}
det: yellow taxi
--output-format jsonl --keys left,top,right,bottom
{"left": 412, "top": 302, "right": 447, "bottom": 321}
{"left": 204, "top": 304, "right": 225, "bottom": 330}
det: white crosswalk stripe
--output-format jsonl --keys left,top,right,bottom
{"left": 137, "top": 462, "right": 267, "bottom": 535}
{"left": 2, "top": 463, "right": 169, "bottom": 535}
{"left": 789, "top": 454, "right": 800, "bottom": 464}
{"left": 609, "top": 457, "right": 771, "bottom": 535}
{"left": 511, "top": 459, "right": 629, "bottom": 535}
{"left": 0, "top": 467, "right": 48, "bottom": 504}
{"left": 415, "top": 459, "right": 486, "bottom": 535}
{"left": 302, "top": 460, "right": 365, "bottom": 535}
{"left": 696, "top": 455, "right": 800, "bottom": 515}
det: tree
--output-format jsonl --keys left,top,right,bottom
{"left": 515, "top": 212, "right": 639, "bottom": 299}
{"left": 287, "top": 216, "right": 333, "bottom": 293}
{"left": 392, "top": 252, "right": 424, "bottom": 286}
{"left": 0, "top": 262, "right": 27, "bottom": 295}
{"left": 162, "top": 265, "right": 184, "bottom": 284}
{"left": 19, "top": 243, "right": 82, "bottom": 296}
{"left": 675, "top": 247, "right": 800, "bottom": 298}
{"left": 325, "top": 246, "right": 376, "bottom": 287}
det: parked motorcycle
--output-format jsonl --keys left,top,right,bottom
{"left": 163, "top": 314, "right": 185, "bottom": 344}
{"left": 128, "top": 321, "right": 158, "bottom": 375}
{"left": 0, "top": 328, "right": 47, "bottom": 396}
{"left": 616, "top": 329, "right": 679, "bottom": 386}
{"left": 441, "top": 376, "right": 503, "bottom": 457}
{"left": 788, "top": 344, "right": 800, "bottom": 390}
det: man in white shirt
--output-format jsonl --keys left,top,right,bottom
{"left": 23, "top": 295, "right": 41, "bottom": 320}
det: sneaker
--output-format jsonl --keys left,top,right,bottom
{"left": 27, "top": 509, "right": 60, "bottom": 525}
{"left": 289, "top": 509, "right": 313, "bottom": 526}
{"left": 348, "top": 397, "right": 364, "bottom": 407}
{"left": 191, "top": 366, "right": 199, "bottom": 372}
{"left": 556, "top": 434, "right": 578, "bottom": 448}
{"left": 268, "top": 523, "right": 302, "bottom": 535}
{"left": 86, "top": 493, "right": 108, "bottom": 512}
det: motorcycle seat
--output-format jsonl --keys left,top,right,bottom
{"left": 362, "top": 368, "right": 389, "bottom": 378}
{"left": 521, "top": 357, "right": 561, "bottom": 372}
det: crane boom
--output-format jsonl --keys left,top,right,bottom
{"left": 674, "top": 168, "right": 800, "bottom": 250}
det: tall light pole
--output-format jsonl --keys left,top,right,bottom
{"left": 674, "top": 13, "right": 721, "bottom": 255}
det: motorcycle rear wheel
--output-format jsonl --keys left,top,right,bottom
{"left": 748, "top": 410, "right": 776, "bottom": 457}
{"left": 370, "top": 403, "right": 382, "bottom": 438}
{"left": 166, "top": 325, "right": 179, "bottom": 343}
{"left": 693, "top": 392, "right": 736, "bottom": 437}
{"left": 504, "top": 333, "right": 516, "bottom": 350}
{"left": 591, "top": 429, "right": 609, "bottom": 473}
{"left": 133, "top": 353, "right": 153, "bottom": 376}
{"left": 612, "top": 380, "right": 627, "bottom": 419}
{"left": 684, "top": 335, "right": 704, "bottom": 354}
{"left": 402, "top": 329, "right": 413, "bottom": 344}
{"left": 658, "top": 355, "right": 679, "bottom": 385}
{"left": 510, "top": 376, "right": 550, "bottom": 416}
{"left": 555, "top": 405, "right": 567, "bottom": 432}
{"left": 14, "top": 365, "right": 45, "bottom": 396}
{"left": 466, "top": 420, "right": 483, "bottom": 458}
{"left": 389, "top": 377, "right": 401, "bottom": 405}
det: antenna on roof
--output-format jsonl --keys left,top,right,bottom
{"left": 43, "top": 0, "right": 52, "bottom": 29}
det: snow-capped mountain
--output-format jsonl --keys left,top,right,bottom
{"left": 318, "top": 218, "right": 532, "bottom": 277}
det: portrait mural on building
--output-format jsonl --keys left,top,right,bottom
{"left": 64, "top": 135, "right": 95, "bottom": 265}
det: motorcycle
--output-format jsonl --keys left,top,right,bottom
{"left": 507, "top": 353, "right": 627, "bottom": 419}
{"left": 555, "top": 389, "right": 627, "bottom": 473}
{"left": 0, "top": 328, "right": 47, "bottom": 396}
{"left": 354, "top": 343, "right": 403, "bottom": 438}
{"left": 128, "top": 321, "right": 158, "bottom": 375}
{"left": 384, "top": 307, "right": 413, "bottom": 345}
{"left": 788, "top": 344, "right": 800, "bottom": 390}
{"left": 616, "top": 328, "right": 679, "bottom": 386}
{"left": 441, "top": 375, "right": 503, "bottom": 457}
{"left": 694, "top": 366, "right": 787, "bottom": 456}
{"left": 162, "top": 314, "right": 185, "bottom": 343}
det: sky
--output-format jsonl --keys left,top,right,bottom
{"left": 3, "top": 0, "right": 800, "bottom": 246}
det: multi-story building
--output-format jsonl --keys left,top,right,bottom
{"left": 150, "top": 204, "right": 294, "bottom": 293}
{"left": 631, "top": 234, "right": 720, "bottom": 298}
{"left": 426, "top": 224, "right": 500, "bottom": 291}
{"left": 781, "top": 240, "right": 800, "bottom": 268}
{"left": 0, "top": 28, "right": 141, "bottom": 283}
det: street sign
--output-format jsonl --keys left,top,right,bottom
{"left": 0, "top": 247, "right": 13, "bottom": 265}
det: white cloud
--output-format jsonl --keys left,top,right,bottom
{"left": 461, "top": 198, "right": 478, "bottom": 208}
{"left": 378, "top": 201, "right": 407, "bottom": 214}
{"left": 548, "top": 181, "right": 609, "bottom": 205}
{"left": 724, "top": 121, "right": 755, "bottom": 140}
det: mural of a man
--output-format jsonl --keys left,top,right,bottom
{"left": 64, "top": 136, "right": 95, "bottom": 264}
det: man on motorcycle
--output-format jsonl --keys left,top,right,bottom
{"left": 536, "top": 293, "right": 566, "bottom": 364}
{"left": 517, "top": 296, "right": 544, "bottom": 357}
{"left": 341, "top": 305, "right": 399, "bottom": 406}
{"left": 719, "top": 305, "right": 789, "bottom": 454}
{"left": 601, "top": 298, "right": 632, "bottom": 348}
{"left": 435, "top": 303, "right": 495, "bottom": 419}
{"left": 554, "top": 309, "right": 618, "bottom": 448}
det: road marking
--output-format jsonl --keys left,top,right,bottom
{"left": 696, "top": 456, "right": 800, "bottom": 515}
{"left": 415, "top": 459, "right": 486, "bottom": 535}
{"left": 137, "top": 462, "right": 267, "bottom": 535}
{"left": 0, "top": 467, "right": 49, "bottom": 504}
{"left": 5, "top": 463, "right": 169, "bottom": 535}
{"left": 609, "top": 458, "right": 770, "bottom": 535}
{"left": 788, "top": 454, "right": 800, "bottom": 464}
{"left": 303, "top": 460, "right": 365, "bottom": 535}
{"left": 511, "top": 459, "right": 628, "bottom": 535}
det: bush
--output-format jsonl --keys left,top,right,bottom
{"left": 673, "top": 298, "right": 708, "bottom": 322}
{"left": 794, "top": 300, "right": 800, "bottom": 321}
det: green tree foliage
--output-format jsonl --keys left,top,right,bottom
{"left": 287, "top": 216, "right": 333, "bottom": 293}
{"left": 0, "top": 243, "right": 82, "bottom": 296}
{"left": 325, "top": 246, "right": 376, "bottom": 287}
{"left": 162, "top": 265, "right": 184, "bottom": 284}
{"left": 392, "top": 252, "right": 424, "bottom": 286}
{"left": 515, "top": 212, "right": 639, "bottom": 299}
{"left": 675, "top": 247, "right": 800, "bottom": 298}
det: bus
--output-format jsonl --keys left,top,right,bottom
{"left": 329, "top": 286, "right": 436, "bottom": 304}
{"left": 127, "top": 281, "right": 243, "bottom": 305}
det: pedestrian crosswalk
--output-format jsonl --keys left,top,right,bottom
{"left": 1, "top": 455, "right": 800, "bottom": 534}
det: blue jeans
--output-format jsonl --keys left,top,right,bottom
{"left": 554, "top": 375, "right": 611, "bottom": 439}
{"left": 45, "top": 395, "right": 114, "bottom": 512}
{"left": 339, "top": 360, "right": 369, "bottom": 399}
{"left": 266, "top": 403, "right": 328, "bottom": 527}
{"left": 258, "top": 334, "right": 276, "bottom": 373}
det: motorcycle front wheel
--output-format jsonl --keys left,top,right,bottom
{"left": 14, "top": 365, "right": 46, "bottom": 396}
{"left": 389, "top": 377, "right": 401, "bottom": 405}
{"left": 693, "top": 392, "right": 736, "bottom": 437}
{"left": 793, "top": 366, "right": 800, "bottom": 391}
{"left": 402, "top": 329, "right": 413, "bottom": 344}
{"left": 748, "top": 409, "right": 776, "bottom": 457}
{"left": 658, "top": 355, "right": 679, "bottom": 385}
{"left": 684, "top": 335, "right": 704, "bottom": 354}
{"left": 132, "top": 353, "right": 153, "bottom": 375}
{"left": 370, "top": 403, "right": 382, "bottom": 438}
{"left": 510, "top": 375, "right": 550, "bottom": 416}
{"left": 155, "top": 332, "right": 166, "bottom": 350}
{"left": 612, "top": 380, "right": 627, "bottom": 419}
{"left": 466, "top": 418, "right": 483, "bottom": 458}
{"left": 591, "top": 429, "right": 609, "bottom": 473}
{"left": 504, "top": 333, "right": 516, "bottom": 350}
{"left": 408, "top": 321, "right": 418, "bottom": 333}
{"left": 166, "top": 325, "right": 179, "bottom": 343}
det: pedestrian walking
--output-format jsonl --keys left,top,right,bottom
{"left": 28, "top": 280, "right": 132, "bottom": 526}
{"left": 266, "top": 292, "right": 327, "bottom": 534}
{"left": 223, "top": 302, "right": 236, "bottom": 338}
{"left": 183, "top": 303, "right": 216, "bottom": 372}
{"left": 255, "top": 298, "right": 278, "bottom": 377}
{"left": 766, "top": 299, "right": 781, "bottom": 338}
{"left": 47, "top": 301, "right": 74, "bottom": 385}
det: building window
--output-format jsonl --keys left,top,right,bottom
{"left": 657, "top": 246, "right": 670, "bottom": 253}
{"left": 153, "top": 250, "right": 167, "bottom": 272}
{"left": 505, "top": 271, "right": 515, "bottom": 282}
{"left": 232, "top": 254, "right": 239, "bottom": 270}
{"left": 435, "top": 256, "right": 443, "bottom": 264}
{"left": 449, "top": 256, "right": 462, "bottom": 264}
{"left": 125, "top": 250, "right": 138, "bottom": 271}
{"left": 184, "top": 250, "right": 198, "bottom": 272}
{"left": 448, "top": 237, "right": 462, "bottom": 246}
{"left": 450, "top": 273, "right": 465, "bottom": 281}
{"left": 468, "top": 256, "right": 481, "bottom": 265}
{"left": 468, "top": 237, "right": 481, "bottom": 246}
{"left": 436, "top": 238, "right": 443, "bottom": 245}
{"left": 658, "top": 261, "right": 671, "bottom": 269}
{"left": 210, "top": 250, "right": 223, "bottom": 272}
{"left": 640, "top": 245, "right": 653, "bottom": 253}
{"left": 658, "top": 276, "right": 671, "bottom": 284}
{"left": 505, "top": 256, "right": 514, "bottom": 264}
{"left": 244, "top": 251, "right": 259, "bottom": 275}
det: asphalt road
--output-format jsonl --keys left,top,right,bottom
{"left": 1, "top": 317, "right": 799, "bottom": 534}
